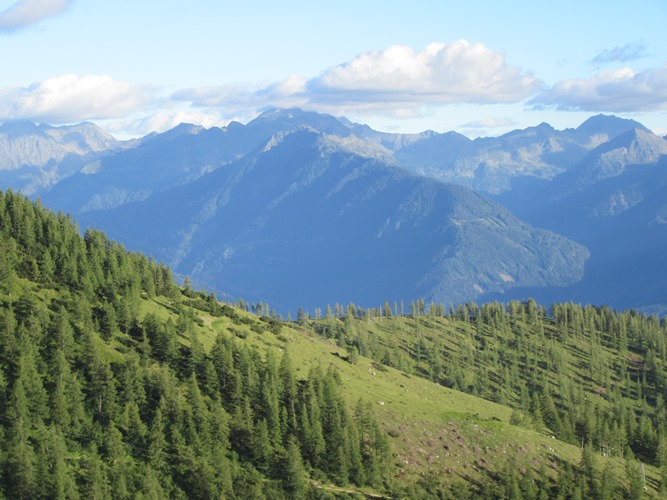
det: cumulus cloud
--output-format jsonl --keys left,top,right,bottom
{"left": 174, "top": 41, "right": 542, "bottom": 119}
{"left": 590, "top": 41, "right": 648, "bottom": 65}
{"left": 310, "top": 41, "right": 541, "bottom": 104}
{"left": 0, "top": 0, "right": 72, "bottom": 32}
{"left": 0, "top": 74, "right": 156, "bottom": 123}
{"left": 530, "top": 64, "right": 667, "bottom": 112}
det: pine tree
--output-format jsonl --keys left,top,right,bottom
{"left": 5, "top": 374, "right": 39, "bottom": 500}
{"left": 138, "top": 466, "right": 166, "bottom": 500}
{"left": 251, "top": 418, "right": 273, "bottom": 472}
{"left": 99, "top": 300, "right": 118, "bottom": 341}
{"left": 279, "top": 349, "right": 298, "bottom": 439}
{"left": 658, "top": 434, "right": 667, "bottom": 494}
{"left": 599, "top": 459, "right": 618, "bottom": 500}
{"left": 82, "top": 443, "right": 109, "bottom": 500}
{"left": 346, "top": 417, "right": 365, "bottom": 486}
{"left": 520, "top": 464, "right": 538, "bottom": 499}
{"left": 625, "top": 447, "right": 644, "bottom": 500}
{"left": 49, "top": 348, "right": 72, "bottom": 429}
{"left": 282, "top": 435, "right": 307, "bottom": 496}
{"left": 41, "top": 425, "right": 79, "bottom": 499}
{"left": 0, "top": 238, "right": 19, "bottom": 296}
{"left": 555, "top": 461, "right": 575, "bottom": 499}
{"left": 147, "top": 400, "right": 168, "bottom": 474}
{"left": 105, "top": 425, "right": 131, "bottom": 499}
{"left": 579, "top": 441, "right": 599, "bottom": 499}
{"left": 301, "top": 382, "right": 326, "bottom": 469}
{"left": 531, "top": 391, "right": 545, "bottom": 433}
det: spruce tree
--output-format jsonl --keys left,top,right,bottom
{"left": 282, "top": 435, "right": 308, "bottom": 497}
{"left": 5, "top": 374, "right": 38, "bottom": 500}
{"left": 579, "top": 441, "right": 599, "bottom": 499}
{"left": 625, "top": 448, "right": 645, "bottom": 500}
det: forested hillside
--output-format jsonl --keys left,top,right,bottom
{"left": 2, "top": 189, "right": 667, "bottom": 498}
{"left": 0, "top": 190, "right": 390, "bottom": 498}
{"left": 304, "top": 300, "right": 667, "bottom": 466}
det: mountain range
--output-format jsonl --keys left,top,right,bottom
{"left": 0, "top": 108, "right": 665, "bottom": 313}
{"left": 0, "top": 120, "right": 130, "bottom": 195}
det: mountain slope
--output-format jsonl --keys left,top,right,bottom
{"left": 550, "top": 128, "right": 667, "bottom": 197}
{"left": 42, "top": 124, "right": 243, "bottom": 212}
{"left": 577, "top": 181, "right": 667, "bottom": 313}
{"left": 495, "top": 128, "right": 667, "bottom": 312}
{"left": 83, "top": 128, "right": 588, "bottom": 312}
{"left": 0, "top": 121, "right": 127, "bottom": 194}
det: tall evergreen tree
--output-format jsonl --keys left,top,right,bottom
{"left": 282, "top": 435, "right": 308, "bottom": 496}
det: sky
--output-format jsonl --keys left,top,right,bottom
{"left": 1, "top": 0, "right": 666, "bottom": 139}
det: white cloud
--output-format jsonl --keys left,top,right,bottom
{"left": 0, "top": 0, "right": 72, "bottom": 32}
{"left": 530, "top": 64, "right": 667, "bottom": 112}
{"left": 0, "top": 74, "right": 156, "bottom": 123}
{"left": 175, "top": 41, "right": 542, "bottom": 120}
{"left": 310, "top": 41, "right": 541, "bottom": 104}
{"left": 172, "top": 76, "right": 309, "bottom": 113}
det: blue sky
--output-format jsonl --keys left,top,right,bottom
{"left": 1, "top": 0, "right": 666, "bottom": 138}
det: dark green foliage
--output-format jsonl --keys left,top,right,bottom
{"left": 0, "top": 190, "right": 391, "bottom": 498}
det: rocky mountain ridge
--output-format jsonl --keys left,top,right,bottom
{"left": 1, "top": 109, "right": 665, "bottom": 312}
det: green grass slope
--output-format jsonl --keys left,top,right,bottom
{"left": 193, "top": 299, "right": 664, "bottom": 497}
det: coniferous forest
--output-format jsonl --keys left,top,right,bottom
{"left": 0, "top": 190, "right": 389, "bottom": 498}
{"left": 2, "top": 189, "right": 667, "bottom": 498}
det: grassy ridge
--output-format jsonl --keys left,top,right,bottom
{"left": 175, "top": 293, "right": 665, "bottom": 496}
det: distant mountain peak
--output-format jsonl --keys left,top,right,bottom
{"left": 176, "top": 122, "right": 205, "bottom": 133}
{"left": 0, "top": 120, "right": 46, "bottom": 139}
{"left": 316, "top": 133, "right": 396, "bottom": 162}
{"left": 576, "top": 114, "right": 650, "bottom": 138}
{"left": 562, "top": 127, "right": 667, "bottom": 192}
{"left": 592, "top": 127, "right": 667, "bottom": 157}
{"left": 260, "top": 126, "right": 394, "bottom": 163}
{"left": 254, "top": 107, "right": 323, "bottom": 121}
{"left": 536, "top": 122, "right": 555, "bottom": 130}
{"left": 0, "top": 120, "right": 125, "bottom": 194}
{"left": 247, "top": 107, "right": 353, "bottom": 138}
{"left": 159, "top": 122, "right": 205, "bottom": 137}
{"left": 260, "top": 127, "right": 312, "bottom": 152}
{"left": 251, "top": 108, "right": 330, "bottom": 127}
